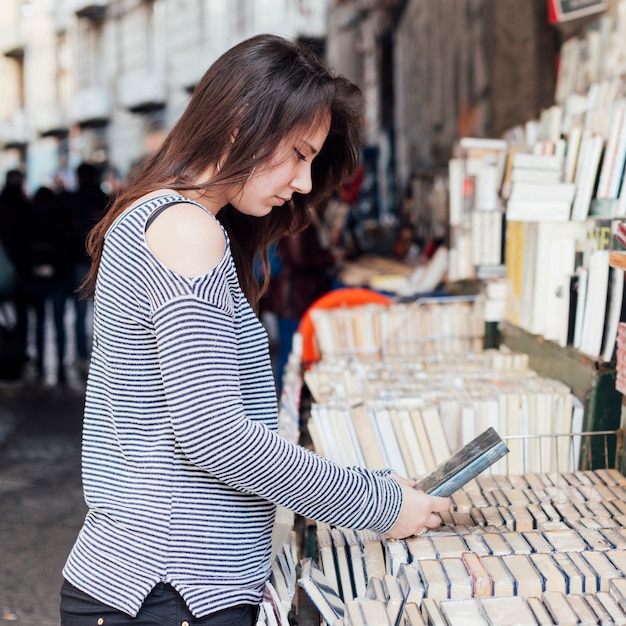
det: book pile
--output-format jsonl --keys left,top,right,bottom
{"left": 505, "top": 153, "right": 576, "bottom": 223}
{"left": 448, "top": 137, "right": 508, "bottom": 282}
{"left": 504, "top": 216, "right": 625, "bottom": 361}
{"left": 338, "top": 256, "right": 416, "bottom": 291}
{"left": 304, "top": 349, "right": 581, "bottom": 475}
{"left": 308, "top": 297, "right": 485, "bottom": 362}
{"left": 259, "top": 540, "right": 298, "bottom": 626}
{"left": 299, "top": 469, "right": 626, "bottom": 626}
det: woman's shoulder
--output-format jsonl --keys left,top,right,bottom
{"left": 143, "top": 192, "right": 226, "bottom": 278}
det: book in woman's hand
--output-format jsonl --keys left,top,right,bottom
{"left": 415, "top": 427, "right": 509, "bottom": 497}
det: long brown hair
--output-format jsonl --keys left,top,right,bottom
{"left": 84, "top": 34, "right": 363, "bottom": 307}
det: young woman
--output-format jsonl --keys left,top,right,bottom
{"left": 60, "top": 34, "right": 450, "bottom": 625}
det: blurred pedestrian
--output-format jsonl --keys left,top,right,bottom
{"left": 261, "top": 199, "right": 343, "bottom": 392}
{"left": 68, "top": 162, "right": 109, "bottom": 375}
{"left": 0, "top": 169, "right": 31, "bottom": 369}
{"left": 22, "top": 186, "right": 74, "bottom": 383}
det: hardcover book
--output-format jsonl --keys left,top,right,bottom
{"left": 415, "top": 427, "right": 509, "bottom": 497}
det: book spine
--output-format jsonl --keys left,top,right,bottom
{"left": 427, "top": 440, "right": 509, "bottom": 497}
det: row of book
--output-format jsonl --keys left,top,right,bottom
{"left": 304, "top": 348, "right": 582, "bottom": 475}
{"left": 308, "top": 297, "right": 485, "bottom": 362}
{"left": 299, "top": 468, "right": 626, "bottom": 626}
{"left": 504, "top": 217, "right": 626, "bottom": 361}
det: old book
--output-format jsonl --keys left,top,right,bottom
{"left": 343, "top": 529, "right": 368, "bottom": 599}
{"left": 329, "top": 405, "right": 364, "bottom": 468}
{"left": 405, "top": 535, "right": 437, "bottom": 562}
{"left": 415, "top": 427, "right": 509, "bottom": 497}
{"left": 501, "top": 554, "right": 543, "bottom": 597}
{"left": 526, "top": 596, "right": 555, "bottom": 626}
{"left": 346, "top": 598, "right": 391, "bottom": 626}
{"left": 357, "top": 530, "right": 386, "bottom": 582}
{"left": 481, "top": 532, "right": 513, "bottom": 556}
{"left": 595, "top": 591, "right": 626, "bottom": 625}
{"left": 500, "top": 531, "right": 532, "bottom": 554}
{"left": 543, "top": 529, "right": 588, "bottom": 553}
{"left": 542, "top": 590, "right": 579, "bottom": 626}
{"left": 461, "top": 551, "right": 492, "bottom": 596}
{"left": 430, "top": 534, "right": 468, "bottom": 559}
{"left": 382, "top": 574, "right": 405, "bottom": 625}
{"left": 316, "top": 526, "right": 340, "bottom": 596}
{"left": 372, "top": 408, "right": 408, "bottom": 476}
{"left": 579, "top": 249, "right": 611, "bottom": 358}
{"left": 597, "top": 105, "right": 625, "bottom": 199}
{"left": 297, "top": 558, "right": 345, "bottom": 626}
{"left": 497, "top": 505, "right": 515, "bottom": 530}
{"left": 385, "top": 538, "right": 408, "bottom": 576}
{"left": 480, "top": 555, "right": 515, "bottom": 596}
{"left": 565, "top": 593, "right": 599, "bottom": 626}
{"left": 365, "top": 576, "right": 385, "bottom": 603}
{"left": 330, "top": 528, "right": 354, "bottom": 602}
{"left": 262, "top": 580, "right": 290, "bottom": 626}
{"left": 394, "top": 408, "right": 427, "bottom": 477}
{"left": 439, "top": 598, "right": 489, "bottom": 625}
{"left": 350, "top": 404, "right": 386, "bottom": 470}
{"left": 550, "top": 551, "right": 584, "bottom": 594}
{"left": 479, "top": 596, "right": 538, "bottom": 625}
{"left": 399, "top": 602, "right": 426, "bottom": 626}
{"left": 585, "top": 528, "right": 620, "bottom": 552}
{"left": 416, "top": 558, "right": 450, "bottom": 601}
{"left": 580, "top": 550, "right": 621, "bottom": 592}
{"left": 610, "top": 577, "right": 626, "bottom": 614}
{"left": 408, "top": 408, "right": 437, "bottom": 471}
{"left": 440, "top": 557, "right": 473, "bottom": 599}
{"left": 520, "top": 531, "right": 554, "bottom": 554}
{"left": 506, "top": 181, "right": 576, "bottom": 222}
{"left": 571, "top": 132, "right": 604, "bottom": 222}
{"left": 568, "top": 551, "right": 600, "bottom": 593}
{"left": 450, "top": 488, "right": 473, "bottom": 513}
{"left": 419, "top": 406, "right": 451, "bottom": 465}
{"left": 583, "top": 592, "right": 615, "bottom": 625}
{"left": 479, "top": 505, "right": 504, "bottom": 529}
{"left": 529, "top": 552, "right": 567, "bottom": 593}
{"left": 420, "top": 597, "right": 447, "bottom": 626}
{"left": 396, "top": 562, "right": 424, "bottom": 605}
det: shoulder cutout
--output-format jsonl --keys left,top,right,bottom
{"left": 145, "top": 201, "right": 225, "bottom": 277}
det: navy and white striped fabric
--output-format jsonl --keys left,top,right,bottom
{"left": 63, "top": 194, "right": 403, "bottom": 618}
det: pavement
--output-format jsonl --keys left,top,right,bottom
{"left": 0, "top": 361, "right": 318, "bottom": 626}
{"left": 0, "top": 367, "right": 86, "bottom": 626}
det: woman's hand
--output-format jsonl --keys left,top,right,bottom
{"left": 386, "top": 473, "right": 451, "bottom": 539}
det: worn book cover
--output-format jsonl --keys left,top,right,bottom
{"left": 415, "top": 427, "right": 509, "bottom": 497}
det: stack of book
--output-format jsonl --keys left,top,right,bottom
{"left": 505, "top": 153, "right": 576, "bottom": 222}
{"left": 504, "top": 216, "right": 626, "bottom": 361}
{"left": 299, "top": 468, "right": 626, "bottom": 626}
{"left": 304, "top": 349, "right": 581, "bottom": 475}
{"left": 308, "top": 297, "right": 485, "bottom": 362}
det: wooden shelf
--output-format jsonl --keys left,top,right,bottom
{"left": 499, "top": 322, "right": 622, "bottom": 471}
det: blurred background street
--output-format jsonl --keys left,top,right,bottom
{"left": 0, "top": 307, "right": 86, "bottom": 626}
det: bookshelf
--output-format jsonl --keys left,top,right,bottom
{"left": 499, "top": 322, "right": 623, "bottom": 472}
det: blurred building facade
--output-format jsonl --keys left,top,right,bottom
{"left": 0, "top": 0, "right": 556, "bottom": 226}
{"left": 0, "top": 0, "right": 330, "bottom": 192}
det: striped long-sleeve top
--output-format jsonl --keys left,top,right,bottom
{"left": 62, "top": 194, "right": 403, "bottom": 617}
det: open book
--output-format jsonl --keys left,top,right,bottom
{"left": 415, "top": 427, "right": 509, "bottom": 497}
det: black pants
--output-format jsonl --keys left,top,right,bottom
{"left": 60, "top": 580, "right": 259, "bottom": 626}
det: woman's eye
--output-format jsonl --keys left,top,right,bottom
{"left": 294, "top": 148, "right": 306, "bottom": 162}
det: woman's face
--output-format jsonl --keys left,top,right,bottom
{"left": 227, "top": 117, "right": 330, "bottom": 218}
